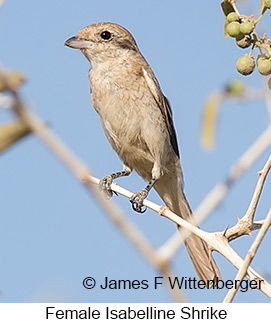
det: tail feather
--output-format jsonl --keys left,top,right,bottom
{"left": 184, "top": 234, "right": 221, "bottom": 284}
{"left": 154, "top": 169, "right": 221, "bottom": 286}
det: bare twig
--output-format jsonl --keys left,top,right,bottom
{"left": 230, "top": 0, "right": 241, "bottom": 17}
{"left": 158, "top": 125, "right": 271, "bottom": 262}
{"left": 244, "top": 152, "right": 271, "bottom": 224}
{"left": 223, "top": 208, "right": 271, "bottom": 303}
{"left": 225, "top": 149, "right": 271, "bottom": 241}
{"left": 160, "top": 207, "right": 271, "bottom": 298}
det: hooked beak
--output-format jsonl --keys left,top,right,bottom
{"left": 65, "top": 36, "right": 92, "bottom": 49}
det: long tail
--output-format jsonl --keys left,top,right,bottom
{"left": 154, "top": 168, "right": 221, "bottom": 285}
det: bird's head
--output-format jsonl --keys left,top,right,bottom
{"left": 65, "top": 22, "right": 139, "bottom": 64}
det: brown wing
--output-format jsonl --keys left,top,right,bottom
{"left": 162, "top": 95, "right": 179, "bottom": 158}
{"left": 142, "top": 67, "right": 179, "bottom": 158}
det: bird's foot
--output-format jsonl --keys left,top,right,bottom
{"left": 130, "top": 189, "right": 148, "bottom": 213}
{"left": 99, "top": 175, "right": 114, "bottom": 199}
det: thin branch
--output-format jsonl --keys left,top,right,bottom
{"left": 158, "top": 125, "right": 271, "bottom": 262}
{"left": 223, "top": 208, "right": 271, "bottom": 303}
{"left": 244, "top": 151, "right": 271, "bottom": 224}
{"left": 160, "top": 207, "right": 271, "bottom": 299}
{"left": 230, "top": 0, "right": 241, "bottom": 17}
{"left": 225, "top": 149, "right": 271, "bottom": 241}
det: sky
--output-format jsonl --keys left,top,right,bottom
{"left": 0, "top": 0, "right": 270, "bottom": 303}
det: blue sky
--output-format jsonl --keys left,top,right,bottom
{"left": 0, "top": 0, "right": 270, "bottom": 302}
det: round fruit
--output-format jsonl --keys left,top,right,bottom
{"left": 226, "top": 22, "right": 241, "bottom": 38}
{"left": 240, "top": 22, "right": 254, "bottom": 35}
{"left": 265, "top": 0, "right": 271, "bottom": 8}
{"left": 257, "top": 54, "right": 269, "bottom": 64}
{"left": 235, "top": 34, "right": 252, "bottom": 49}
{"left": 236, "top": 55, "right": 255, "bottom": 75}
{"left": 257, "top": 56, "right": 271, "bottom": 75}
{"left": 257, "top": 54, "right": 269, "bottom": 66}
{"left": 268, "top": 76, "right": 271, "bottom": 90}
{"left": 226, "top": 12, "right": 239, "bottom": 23}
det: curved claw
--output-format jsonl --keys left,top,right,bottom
{"left": 131, "top": 201, "right": 147, "bottom": 213}
{"left": 130, "top": 190, "right": 148, "bottom": 214}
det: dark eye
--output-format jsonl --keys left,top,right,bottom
{"left": 100, "top": 31, "right": 112, "bottom": 40}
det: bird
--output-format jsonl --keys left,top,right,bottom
{"left": 65, "top": 22, "right": 221, "bottom": 284}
